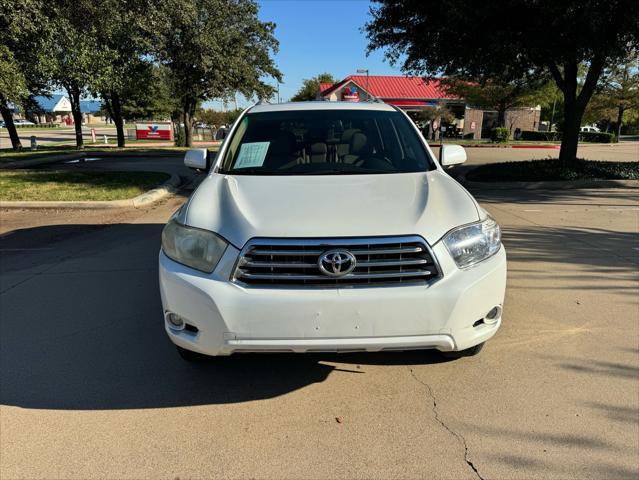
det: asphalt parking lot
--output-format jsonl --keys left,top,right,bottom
{"left": 1, "top": 154, "right": 638, "bottom": 479}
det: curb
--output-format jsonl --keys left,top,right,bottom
{"left": 456, "top": 170, "right": 639, "bottom": 190}
{"left": 0, "top": 172, "right": 181, "bottom": 210}
{"left": 429, "top": 143, "right": 561, "bottom": 149}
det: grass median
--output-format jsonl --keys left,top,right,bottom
{"left": 0, "top": 170, "right": 170, "bottom": 201}
{"left": 466, "top": 159, "right": 639, "bottom": 182}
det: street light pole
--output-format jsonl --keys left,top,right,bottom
{"left": 356, "top": 69, "right": 369, "bottom": 101}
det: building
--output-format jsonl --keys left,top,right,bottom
{"left": 318, "top": 75, "right": 541, "bottom": 140}
{"left": 30, "top": 95, "right": 106, "bottom": 125}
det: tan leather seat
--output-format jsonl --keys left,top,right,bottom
{"left": 337, "top": 128, "right": 361, "bottom": 158}
{"left": 309, "top": 142, "right": 327, "bottom": 163}
{"left": 343, "top": 132, "right": 368, "bottom": 164}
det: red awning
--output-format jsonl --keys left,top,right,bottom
{"left": 385, "top": 99, "right": 435, "bottom": 107}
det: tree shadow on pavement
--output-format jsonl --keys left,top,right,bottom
{"left": 499, "top": 224, "right": 638, "bottom": 297}
{"left": 0, "top": 223, "right": 448, "bottom": 411}
{"left": 468, "top": 185, "right": 639, "bottom": 207}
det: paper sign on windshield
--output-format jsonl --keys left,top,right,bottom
{"left": 235, "top": 142, "right": 270, "bottom": 169}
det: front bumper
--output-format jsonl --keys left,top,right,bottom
{"left": 159, "top": 242, "right": 507, "bottom": 356}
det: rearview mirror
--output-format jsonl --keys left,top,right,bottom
{"left": 184, "top": 148, "right": 210, "bottom": 170}
{"left": 440, "top": 144, "right": 467, "bottom": 166}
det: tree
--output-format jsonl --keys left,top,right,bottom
{"left": 411, "top": 105, "right": 453, "bottom": 139}
{"left": 157, "top": 0, "right": 281, "bottom": 147}
{"left": 442, "top": 76, "right": 547, "bottom": 129}
{"left": 89, "top": 0, "right": 172, "bottom": 147}
{"left": 366, "top": 0, "right": 639, "bottom": 166}
{"left": 119, "top": 65, "right": 177, "bottom": 121}
{"left": 0, "top": 0, "right": 52, "bottom": 150}
{"left": 49, "top": 1, "right": 101, "bottom": 149}
{"left": 291, "top": 73, "right": 336, "bottom": 101}
{"left": 598, "top": 52, "right": 639, "bottom": 138}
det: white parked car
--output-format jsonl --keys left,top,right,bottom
{"left": 160, "top": 102, "right": 506, "bottom": 361}
{"left": 13, "top": 119, "right": 35, "bottom": 126}
{"left": 580, "top": 125, "right": 600, "bottom": 133}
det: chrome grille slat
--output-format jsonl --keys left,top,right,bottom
{"left": 357, "top": 258, "right": 430, "bottom": 267}
{"left": 349, "top": 246, "right": 423, "bottom": 255}
{"left": 238, "top": 270, "right": 435, "bottom": 281}
{"left": 250, "top": 249, "right": 324, "bottom": 256}
{"left": 243, "top": 260, "right": 318, "bottom": 268}
{"left": 233, "top": 236, "right": 441, "bottom": 288}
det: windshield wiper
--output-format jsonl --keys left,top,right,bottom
{"left": 224, "top": 168, "right": 283, "bottom": 175}
{"left": 298, "top": 168, "right": 400, "bottom": 175}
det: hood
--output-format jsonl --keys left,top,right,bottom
{"left": 185, "top": 171, "right": 480, "bottom": 248}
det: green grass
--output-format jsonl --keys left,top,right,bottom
{"left": 0, "top": 145, "right": 206, "bottom": 162}
{"left": 1, "top": 144, "right": 219, "bottom": 160}
{"left": 466, "top": 159, "right": 639, "bottom": 182}
{"left": 0, "top": 170, "right": 170, "bottom": 201}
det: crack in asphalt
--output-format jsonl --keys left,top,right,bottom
{"left": 408, "top": 367, "right": 485, "bottom": 480}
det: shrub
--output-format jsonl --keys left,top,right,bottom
{"left": 520, "top": 130, "right": 561, "bottom": 141}
{"left": 174, "top": 127, "right": 186, "bottom": 147}
{"left": 491, "top": 127, "right": 510, "bottom": 143}
{"left": 466, "top": 159, "right": 639, "bottom": 182}
{"left": 579, "top": 131, "right": 615, "bottom": 143}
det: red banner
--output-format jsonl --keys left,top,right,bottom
{"left": 136, "top": 123, "right": 173, "bottom": 140}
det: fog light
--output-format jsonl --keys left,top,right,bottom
{"left": 484, "top": 306, "right": 502, "bottom": 324}
{"left": 165, "top": 312, "right": 185, "bottom": 330}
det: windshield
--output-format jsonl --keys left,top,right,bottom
{"left": 219, "top": 109, "right": 435, "bottom": 175}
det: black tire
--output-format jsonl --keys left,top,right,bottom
{"left": 176, "top": 345, "right": 210, "bottom": 362}
{"left": 440, "top": 342, "right": 485, "bottom": 359}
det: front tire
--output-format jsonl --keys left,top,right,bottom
{"left": 176, "top": 345, "right": 210, "bottom": 362}
{"left": 440, "top": 342, "right": 485, "bottom": 359}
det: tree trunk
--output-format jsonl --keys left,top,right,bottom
{"left": 616, "top": 106, "right": 624, "bottom": 139}
{"left": 66, "top": 84, "right": 84, "bottom": 149}
{"left": 111, "top": 92, "right": 125, "bottom": 148}
{"left": 560, "top": 57, "right": 606, "bottom": 166}
{"left": 0, "top": 95, "right": 22, "bottom": 150}
{"left": 559, "top": 97, "right": 582, "bottom": 167}
{"left": 183, "top": 106, "right": 193, "bottom": 147}
{"left": 497, "top": 105, "right": 506, "bottom": 128}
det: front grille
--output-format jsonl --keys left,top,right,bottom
{"left": 232, "top": 236, "right": 441, "bottom": 288}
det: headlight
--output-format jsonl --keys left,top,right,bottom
{"left": 161, "top": 217, "right": 228, "bottom": 273}
{"left": 443, "top": 216, "right": 501, "bottom": 268}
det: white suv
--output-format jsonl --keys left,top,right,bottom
{"left": 159, "top": 102, "right": 506, "bottom": 361}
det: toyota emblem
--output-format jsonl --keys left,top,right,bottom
{"left": 318, "top": 249, "right": 357, "bottom": 277}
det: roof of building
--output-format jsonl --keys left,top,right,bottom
{"left": 80, "top": 100, "right": 103, "bottom": 113}
{"left": 320, "top": 75, "right": 456, "bottom": 100}
{"left": 33, "top": 95, "right": 67, "bottom": 112}
{"left": 249, "top": 101, "right": 395, "bottom": 114}
{"left": 32, "top": 95, "right": 103, "bottom": 113}
{"left": 318, "top": 82, "right": 334, "bottom": 94}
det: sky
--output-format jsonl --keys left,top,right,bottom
{"left": 206, "top": 0, "right": 403, "bottom": 109}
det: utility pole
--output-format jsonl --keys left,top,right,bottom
{"left": 357, "top": 69, "right": 370, "bottom": 101}
{"left": 277, "top": 82, "right": 280, "bottom": 104}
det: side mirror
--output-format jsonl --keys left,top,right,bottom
{"left": 440, "top": 144, "right": 467, "bottom": 166}
{"left": 184, "top": 148, "right": 210, "bottom": 170}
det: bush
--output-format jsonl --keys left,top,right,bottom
{"left": 174, "top": 127, "right": 186, "bottom": 147}
{"left": 579, "top": 131, "right": 615, "bottom": 143}
{"left": 491, "top": 127, "right": 510, "bottom": 143}
{"left": 466, "top": 159, "right": 639, "bottom": 182}
{"left": 520, "top": 130, "right": 561, "bottom": 141}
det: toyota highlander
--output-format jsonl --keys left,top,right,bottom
{"left": 159, "top": 102, "right": 506, "bottom": 361}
